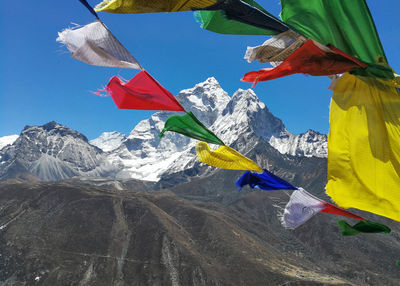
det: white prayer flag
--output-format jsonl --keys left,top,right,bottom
{"left": 57, "top": 21, "right": 142, "bottom": 70}
{"left": 281, "top": 188, "right": 326, "bottom": 229}
{"left": 244, "top": 30, "right": 306, "bottom": 64}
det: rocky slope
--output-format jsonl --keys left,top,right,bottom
{"left": 0, "top": 175, "right": 398, "bottom": 286}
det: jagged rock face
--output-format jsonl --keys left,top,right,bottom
{"left": 0, "top": 122, "right": 117, "bottom": 181}
{"left": 0, "top": 180, "right": 399, "bottom": 286}
{"left": 213, "top": 88, "right": 287, "bottom": 145}
{"left": 270, "top": 130, "right": 328, "bottom": 158}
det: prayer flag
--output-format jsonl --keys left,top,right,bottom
{"left": 282, "top": 188, "right": 326, "bottom": 229}
{"left": 320, "top": 204, "right": 365, "bottom": 221}
{"left": 326, "top": 73, "right": 400, "bottom": 222}
{"left": 195, "top": 142, "right": 262, "bottom": 172}
{"left": 159, "top": 111, "right": 224, "bottom": 145}
{"left": 95, "top": 0, "right": 218, "bottom": 13}
{"left": 198, "top": 0, "right": 289, "bottom": 35}
{"left": 235, "top": 169, "right": 297, "bottom": 191}
{"left": 194, "top": 5, "right": 275, "bottom": 35}
{"left": 244, "top": 30, "right": 306, "bottom": 64}
{"left": 106, "top": 70, "right": 185, "bottom": 111}
{"left": 337, "top": 220, "right": 391, "bottom": 236}
{"left": 282, "top": 188, "right": 365, "bottom": 229}
{"left": 57, "top": 21, "right": 142, "bottom": 70}
{"left": 242, "top": 40, "right": 367, "bottom": 86}
{"left": 280, "top": 0, "right": 393, "bottom": 79}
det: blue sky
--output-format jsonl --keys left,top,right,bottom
{"left": 1, "top": 1, "right": 399, "bottom": 140}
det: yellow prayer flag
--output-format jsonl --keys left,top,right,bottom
{"left": 95, "top": 0, "right": 218, "bottom": 13}
{"left": 326, "top": 73, "right": 400, "bottom": 222}
{"left": 195, "top": 142, "right": 263, "bottom": 172}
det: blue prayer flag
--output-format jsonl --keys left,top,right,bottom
{"left": 235, "top": 169, "right": 297, "bottom": 191}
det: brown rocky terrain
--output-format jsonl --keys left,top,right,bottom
{"left": 0, "top": 174, "right": 399, "bottom": 286}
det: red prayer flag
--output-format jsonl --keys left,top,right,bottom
{"left": 242, "top": 40, "right": 367, "bottom": 86}
{"left": 106, "top": 70, "right": 185, "bottom": 111}
{"left": 321, "top": 203, "right": 365, "bottom": 221}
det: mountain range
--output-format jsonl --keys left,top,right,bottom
{"left": 0, "top": 77, "right": 327, "bottom": 183}
{"left": 1, "top": 78, "right": 398, "bottom": 286}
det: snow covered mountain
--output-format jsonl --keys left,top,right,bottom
{"left": 0, "top": 122, "right": 117, "bottom": 181}
{"left": 103, "top": 77, "right": 327, "bottom": 181}
{"left": 0, "top": 78, "right": 327, "bottom": 182}
{"left": 0, "top": 135, "right": 18, "bottom": 150}
{"left": 269, "top": 130, "right": 327, "bottom": 158}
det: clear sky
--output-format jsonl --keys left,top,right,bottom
{"left": 1, "top": 1, "right": 399, "bottom": 140}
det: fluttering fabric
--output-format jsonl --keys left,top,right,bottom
{"left": 235, "top": 169, "right": 297, "bottom": 191}
{"left": 319, "top": 204, "right": 364, "bottom": 220}
{"left": 194, "top": 0, "right": 279, "bottom": 35}
{"left": 326, "top": 73, "right": 400, "bottom": 222}
{"left": 159, "top": 111, "right": 224, "bottom": 145}
{"left": 244, "top": 30, "right": 306, "bottom": 64}
{"left": 282, "top": 188, "right": 327, "bottom": 229}
{"left": 195, "top": 142, "right": 263, "bottom": 172}
{"left": 106, "top": 70, "right": 185, "bottom": 111}
{"left": 197, "top": 0, "right": 289, "bottom": 35}
{"left": 282, "top": 188, "right": 365, "bottom": 229}
{"left": 337, "top": 220, "right": 391, "bottom": 236}
{"left": 95, "top": 0, "right": 218, "bottom": 13}
{"left": 57, "top": 21, "right": 142, "bottom": 70}
{"left": 280, "top": 0, "right": 393, "bottom": 79}
{"left": 242, "top": 40, "right": 367, "bottom": 86}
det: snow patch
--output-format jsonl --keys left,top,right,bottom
{"left": 0, "top": 135, "right": 18, "bottom": 150}
{"left": 90, "top": 131, "right": 127, "bottom": 152}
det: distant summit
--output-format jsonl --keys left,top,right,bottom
{"left": 0, "top": 121, "right": 116, "bottom": 181}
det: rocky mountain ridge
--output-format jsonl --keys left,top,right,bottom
{"left": 0, "top": 77, "right": 327, "bottom": 182}
{"left": 0, "top": 122, "right": 116, "bottom": 181}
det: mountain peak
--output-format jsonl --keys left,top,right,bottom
{"left": 196, "top": 76, "right": 220, "bottom": 88}
{"left": 0, "top": 122, "right": 117, "bottom": 181}
{"left": 176, "top": 77, "right": 229, "bottom": 109}
{"left": 21, "top": 121, "right": 88, "bottom": 143}
{"left": 230, "top": 88, "right": 266, "bottom": 111}
{"left": 43, "top": 121, "right": 60, "bottom": 131}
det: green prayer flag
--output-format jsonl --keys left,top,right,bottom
{"left": 194, "top": 0, "right": 281, "bottom": 35}
{"left": 337, "top": 220, "right": 391, "bottom": 236}
{"left": 280, "top": 0, "right": 394, "bottom": 79}
{"left": 159, "top": 111, "right": 224, "bottom": 146}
